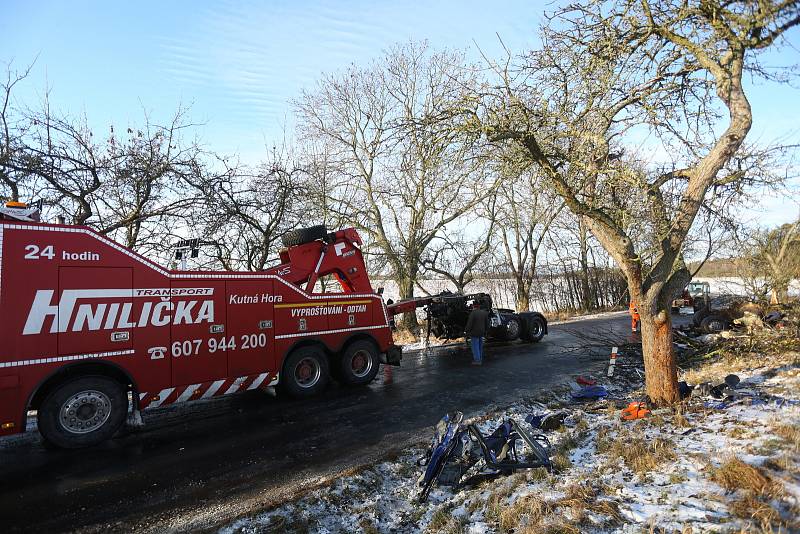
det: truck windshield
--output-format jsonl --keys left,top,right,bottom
{"left": 687, "top": 283, "right": 706, "bottom": 296}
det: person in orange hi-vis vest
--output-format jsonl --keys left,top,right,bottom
{"left": 629, "top": 300, "right": 640, "bottom": 333}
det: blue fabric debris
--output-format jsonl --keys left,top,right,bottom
{"left": 570, "top": 385, "right": 608, "bottom": 400}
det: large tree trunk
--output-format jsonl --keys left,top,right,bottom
{"left": 578, "top": 224, "right": 593, "bottom": 310}
{"left": 515, "top": 276, "right": 530, "bottom": 312}
{"left": 639, "top": 297, "right": 680, "bottom": 404}
{"left": 397, "top": 275, "right": 419, "bottom": 331}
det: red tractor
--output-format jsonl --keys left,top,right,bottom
{"left": 0, "top": 204, "right": 400, "bottom": 448}
{"left": 671, "top": 281, "right": 711, "bottom": 314}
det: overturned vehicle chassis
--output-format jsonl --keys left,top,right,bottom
{"left": 423, "top": 292, "right": 548, "bottom": 343}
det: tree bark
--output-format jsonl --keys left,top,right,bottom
{"left": 638, "top": 297, "right": 680, "bottom": 404}
{"left": 515, "top": 280, "right": 530, "bottom": 312}
{"left": 397, "top": 274, "right": 419, "bottom": 331}
{"left": 578, "top": 221, "right": 593, "bottom": 310}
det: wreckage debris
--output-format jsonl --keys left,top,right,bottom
{"left": 525, "top": 412, "right": 568, "bottom": 431}
{"left": 576, "top": 375, "right": 597, "bottom": 386}
{"left": 416, "top": 412, "right": 552, "bottom": 503}
{"left": 571, "top": 385, "right": 609, "bottom": 401}
{"left": 620, "top": 401, "right": 650, "bottom": 420}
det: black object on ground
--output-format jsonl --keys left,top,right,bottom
{"left": 525, "top": 412, "right": 568, "bottom": 431}
{"left": 416, "top": 416, "right": 552, "bottom": 502}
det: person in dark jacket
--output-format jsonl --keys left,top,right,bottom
{"left": 464, "top": 301, "right": 490, "bottom": 365}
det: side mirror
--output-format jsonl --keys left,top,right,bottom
{"left": 377, "top": 287, "right": 384, "bottom": 295}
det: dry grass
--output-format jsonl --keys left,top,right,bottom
{"left": 668, "top": 471, "right": 688, "bottom": 484}
{"left": 771, "top": 423, "right": 800, "bottom": 452}
{"left": 727, "top": 426, "right": 750, "bottom": 439}
{"left": 598, "top": 431, "right": 676, "bottom": 475}
{"left": 727, "top": 493, "right": 782, "bottom": 526}
{"left": 763, "top": 453, "right": 796, "bottom": 473}
{"left": 489, "top": 481, "right": 622, "bottom": 533}
{"left": 526, "top": 466, "right": 550, "bottom": 482}
{"left": 706, "top": 456, "right": 800, "bottom": 530}
{"left": 426, "top": 505, "right": 466, "bottom": 533}
{"left": 540, "top": 521, "right": 581, "bottom": 534}
{"left": 682, "top": 342, "right": 799, "bottom": 386}
{"left": 465, "top": 496, "right": 484, "bottom": 514}
{"left": 555, "top": 483, "right": 624, "bottom": 525}
{"left": 672, "top": 405, "right": 692, "bottom": 429}
{"left": 548, "top": 426, "right": 589, "bottom": 473}
{"left": 595, "top": 424, "right": 612, "bottom": 447}
{"left": 551, "top": 452, "right": 572, "bottom": 472}
{"left": 754, "top": 438, "right": 786, "bottom": 456}
{"left": 484, "top": 485, "right": 515, "bottom": 523}
{"left": 556, "top": 432, "right": 580, "bottom": 453}
{"left": 497, "top": 494, "right": 554, "bottom": 532}
{"left": 544, "top": 433, "right": 577, "bottom": 473}
{"left": 574, "top": 416, "right": 589, "bottom": 432}
{"left": 427, "top": 506, "right": 450, "bottom": 531}
{"left": 710, "top": 457, "right": 783, "bottom": 499}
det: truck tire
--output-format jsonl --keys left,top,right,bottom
{"left": 692, "top": 305, "right": 710, "bottom": 327}
{"left": 521, "top": 316, "right": 546, "bottom": 343}
{"left": 38, "top": 376, "right": 127, "bottom": 449}
{"left": 281, "top": 346, "right": 329, "bottom": 397}
{"left": 281, "top": 225, "right": 328, "bottom": 247}
{"left": 700, "top": 314, "right": 728, "bottom": 334}
{"left": 504, "top": 318, "right": 521, "bottom": 341}
{"left": 339, "top": 340, "right": 380, "bottom": 386}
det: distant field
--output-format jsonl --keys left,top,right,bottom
{"left": 688, "top": 258, "right": 740, "bottom": 277}
{"left": 377, "top": 276, "right": 800, "bottom": 314}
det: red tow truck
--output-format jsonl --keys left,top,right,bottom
{"left": 0, "top": 203, "right": 401, "bottom": 448}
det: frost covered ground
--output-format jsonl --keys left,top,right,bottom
{"left": 221, "top": 343, "right": 800, "bottom": 534}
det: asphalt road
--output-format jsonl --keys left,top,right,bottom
{"left": 1, "top": 311, "right": 637, "bottom": 533}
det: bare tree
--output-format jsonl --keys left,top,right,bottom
{"left": 420, "top": 201, "right": 497, "bottom": 294}
{"left": 296, "top": 41, "right": 499, "bottom": 329}
{"left": 189, "top": 149, "right": 302, "bottom": 271}
{"left": 494, "top": 152, "right": 563, "bottom": 311}
{"left": 92, "top": 110, "right": 204, "bottom": 255}
{"left": 542, "top": 213, "right": 625, "bottom": 312}
{"left": 0, "top": 62, "right": 36, "bottom": 203}
{"left": 482, "top": 1, "right": 800, "bottom": 403}
{"left": 739, "top": 220, "right": 800, "bottom": 304}
{"left": 7, "top": 92, "right": 205, "bottom": 259}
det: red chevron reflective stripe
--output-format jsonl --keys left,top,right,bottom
{"left": 137, "top": 372, "right": 277, "bottom": 410}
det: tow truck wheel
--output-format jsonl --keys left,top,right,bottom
{"left": 281, "top": 347, "right": 329, "bottom": 397}
{"left": 38, "top": 376, "right": 127, "bottom": 449}
{"left": 339, "top": 340, "right": 380, "bottom": 386}
{"left": 504, "top": 318, "right": 521, "bottom": 341}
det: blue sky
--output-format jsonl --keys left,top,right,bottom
{"left": 2, "top": 0, "right": 798, "bottom": 225}
{"left": 1, "top": 0, "right": 539, "bottom": 157}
